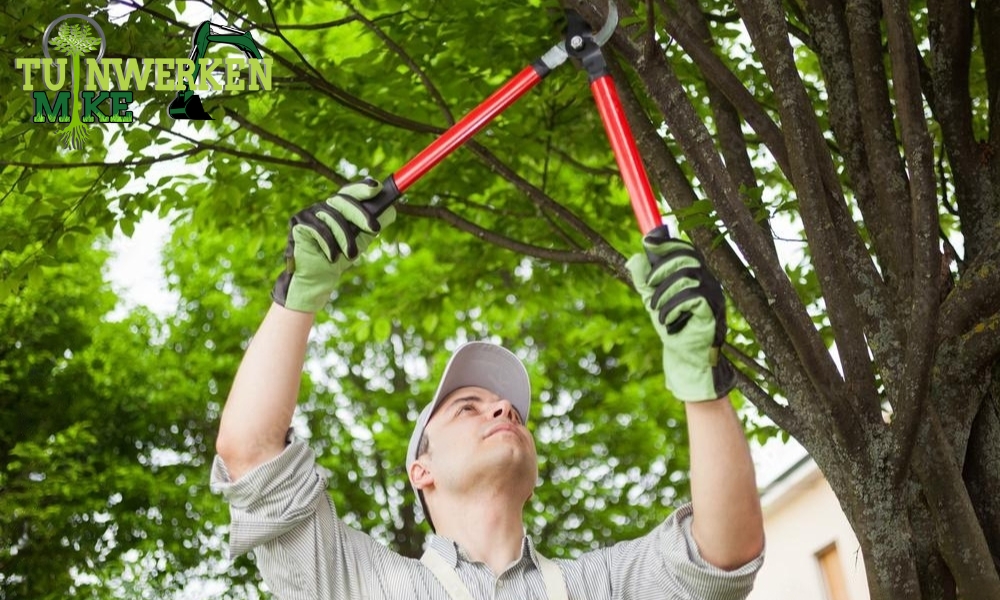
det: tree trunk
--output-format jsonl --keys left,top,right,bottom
{"left": 822, "top": 387, "right": 1000, "bottom": 599}
{"left": 826, "top": 458, "right": 923, "bottom": 599}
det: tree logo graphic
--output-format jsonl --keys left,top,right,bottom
{"left": 46, "top": 18, "right": 103, "bottom": 149}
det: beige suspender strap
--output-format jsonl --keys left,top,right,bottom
{"left": 421, "top": 550, "right": 476, "bottom": 600}
{"left": 537, "top": 554, "right": 569, "bottom": 600}
{"left": 420, "top": 550, "right": 569, "bottom": 600}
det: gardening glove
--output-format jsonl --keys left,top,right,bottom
{"left": 626, "top": 225, "right": 736, "bottom": 401}
{"left": 271, "top": 178, "right": 396, "bottom": 313}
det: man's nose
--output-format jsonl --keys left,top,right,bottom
{"left": 492, "top": 399, "right": 520, "bottom": 423}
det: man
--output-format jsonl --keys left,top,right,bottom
{"left": 212, "top": 180, "right": 764, "bottom": 599}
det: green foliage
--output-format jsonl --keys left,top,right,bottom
{"left": 0, "top": 221, "right": 238, "bottom": 598}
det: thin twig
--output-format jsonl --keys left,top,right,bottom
{"left": 222, "top": 108, "right": 341, "bottom": 181}
{"left": 399, "top": 203, "right": 600, "bottom": 264}
{"left": 345, "top": 1, "right": 454, "bottom": 125}
{"left": 0, "top": 148, "right": 202, "bottom": 170}
{"left": 0, "top": 167, "right": 32, "bottom": 208}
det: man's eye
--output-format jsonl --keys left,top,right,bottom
{"left": 459, "top": 404, "right": 476, "bottom": 413}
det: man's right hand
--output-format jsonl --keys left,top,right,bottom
{"left": 626, "top": 225, "right": 735, "bottom": 402}
{"left": 271, "top": 178, "right": 396, "bottom": 313}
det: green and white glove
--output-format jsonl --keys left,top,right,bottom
{"left": 626, "top": 225, "right": 735, "bottom": 402}
{"left": 272, "top": 178, "right": 396, "bottom": 313}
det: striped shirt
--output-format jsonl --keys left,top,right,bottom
{"left": 210, "top": 440, "right": 763, "bottom": 599}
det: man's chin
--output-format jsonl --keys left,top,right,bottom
{"left": 481, "top": 449, "right": 537, "bottom": 481}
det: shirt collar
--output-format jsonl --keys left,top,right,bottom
{"left": 426, "top": 533, "right": 541, "bottom": 571}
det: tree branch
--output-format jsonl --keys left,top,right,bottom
{"left": 549, "top": 148, "right": 619, "bottom": 178}
{"left": 147, "top": 124, "right": 323, "bottom": 174}
{"left": 619, "top": 0, "right": 854, "bottom": 416}
{"left": 800, "top": 0, "right": 900, "bottom": 299}
{"left": 882, "top": 0, "right": 945, "bottom": 482}
{"left": 791, "top": 0, "right": 921, "bottom": 441}
{"left": 458, "top": 140, "right": 629, "bottom": 280}
{"left": 926, "top": 0, "right": 990, "bottom": 264}
{"left": 537, "top": 125, "right": 583, "bottom": 249}
{"left": 842, "top": 0, "right": 915, "bottom": 291}
{"left": 653, "top": 0, "right": 793, "bottom": 179}
{"left": 732, "top": 367, "right": 799, "bottom": 436}
{"left": 736, "top": 0, "right": 885, "bottom": 437}
{"left": 914, "top": 410, "right": 1000, "bottom": 597}
{"left": 938, "top": 243, "right": 1000, "bottom": 341}
{"left": 600, "top": 4, "right": 797, "bottom": 295}
{"left": 724, "top": 342, "right": 778, "bottom": 389}
{"left": 672, "top": 0, "right": 777, "bottom": 249}
{"left": 977, "top": 0, "right": 1000, "bottom": 154}
{"left": 221, "top": 108, "right": 341, "bottom": 181}
{"left": 602, "top": 49, "right": 821, "bottom": 441}
{"left": 398, "top": 203, "right": 605, "bottom": 266}
{"left": 216, "top": 0, "right": 443, "bottom": 137}
{"left": 0, "top": 148, "right": 202, "bottom": 170}
{"left": 0, "top": 167, "right": 32, "bottom": 209}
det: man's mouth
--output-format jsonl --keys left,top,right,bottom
{"left": 485, "top": 423, "right": 519, "bottom": 438}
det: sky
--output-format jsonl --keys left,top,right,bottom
{"left": 106, "top": 212, "right": 179, "bottom": 319}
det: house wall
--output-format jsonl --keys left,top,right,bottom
{"left": 747, "top": 461, "right": 870, "bottom": 600}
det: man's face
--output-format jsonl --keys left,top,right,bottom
{"left": 417, "top": 386, "right": 538, "bottom": 499}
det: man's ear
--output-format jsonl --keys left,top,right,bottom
{"left": 409, "top": 459, "right": 433, "bottom": 492}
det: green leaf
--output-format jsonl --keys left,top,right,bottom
{"left": 373, "top": 317, "right": 391, "bottom": 341}
{"left": 422, "top": 312, "right": 438, "bottom": 333}
{"left": 119, "top": 216, "right": 135, "bottom": 237}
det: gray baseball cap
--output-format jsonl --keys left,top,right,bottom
{"left": 405, "top": 341, "right": 531, "bottom": 528}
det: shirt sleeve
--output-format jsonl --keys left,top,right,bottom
{"left": 568, "top": 503, "right": 764, "bottom": 600}
{"left": 210, "top": 440, "right": 382, "bottom": 600}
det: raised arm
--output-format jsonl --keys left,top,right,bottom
{"left": 686, "top": 397, "right": 763, "bottom": 568}
{"left": 215, "top": 304, "right": 314, "bottom": 481}
{"left": 214, "top": 179, "right": 395, "bottom": 481}
{"left": 627, "top": 226, "right": 764, "bottom": 570}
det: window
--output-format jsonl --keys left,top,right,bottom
{"left": 816, "top": 542, "right": 850, "bottom": 600}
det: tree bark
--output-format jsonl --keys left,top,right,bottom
{"left": 913, "top": 413, "right": 1000, "bottom": 598}
{"left": 964, "top": 379, "right": 1000, "bottom": 575}
{"left": 833, "top": 463, "right": 923, "bottom": 599}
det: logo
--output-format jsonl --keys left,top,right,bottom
{"left": 14, "top": 15, "right": 273, "bottom": 149}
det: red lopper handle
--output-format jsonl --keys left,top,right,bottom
{"left": 589, "top": 74, "right": 663, "bottom": 236}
